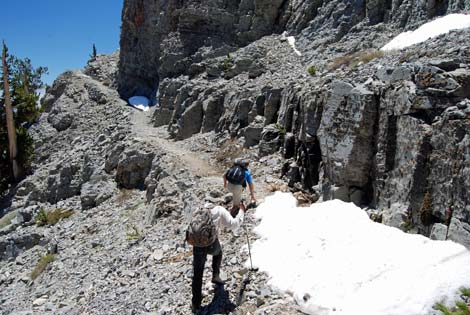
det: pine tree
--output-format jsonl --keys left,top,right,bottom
{"left": 90, "top": 44, "right": 97, "bottom": 60}
{"left": 9, "top": 57, "right": 47, "bottom": 125}
{"left": 0, "top": 41, "right": 47, "bottom": 196}
{"left": 2, "top": 41, "right": 20, "bottom": 180}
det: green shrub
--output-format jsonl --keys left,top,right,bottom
{"left": 434, "top": 288, "right": 470, "bottom": 315}
{"left": 275, "top": 123, "right": 286, "bottom": 136}
{"left": 16, "top": 127, "right": 34, "bottom": 171}
{"left": 126, "top": 225, "right": 142, "bottom": 241}
{"left": 461, "top": 288, "right": 470, "bottom": 297}
{"left": 307, "top": 65, "right": 316, "bottom": 76}
{"left": 401, "top": 207, "right": 414, "bottom": 232}
{"left": 31, "top": 254, "right": 55, "bottom": 280}
{"left": 35, "top": 208, "right": 73, "bottom": 227}
{"left": 222, "top": 53, "right": 234, "bottom": 71}
{"left": 35, "top": 208, "right": 48, "bottom": 226}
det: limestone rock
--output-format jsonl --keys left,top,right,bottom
{"left": 259, "top": 124, "right": 282, "bottom": 157}
{"left": 430, "top": 223, "right": 448, "bottom": 241}
{"left": 448, "top": 218, "right": 470, "bottom": 249}
{"left": 80, "top": 179, "right": 117, "bottom": 210}
{"left": 173, "top": 101, "right": 203, "bottom": 140}
{"left": 116, "top": 147, "right": 155, "bottom": 189}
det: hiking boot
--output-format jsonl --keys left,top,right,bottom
{"left": 211, "top": 274, "right": 225, "bottom": 285}
{"left": 230, "top": 206, "right": 239, "bottom": 218}
{"left": 191, "top": 302, "right": 200, "bottom": 314}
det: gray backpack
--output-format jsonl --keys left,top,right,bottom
{"left": 186, "top": 208, "right": 217, "bottom": 247}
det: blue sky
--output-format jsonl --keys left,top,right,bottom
{"left": 0, "top": 1, "right": 123, "bottom": 85}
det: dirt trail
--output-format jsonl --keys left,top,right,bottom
{"left": 131, "top": 107, "right": 220, "bottom": 178}
{"left": 130, "top": 107, "right": 272, "bottom": 204}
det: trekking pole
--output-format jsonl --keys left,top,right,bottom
{"left": 237, "top": 203, "right": 258, "bottom": 307}
{"left": 239, "top": 200, "right": 254, "bottom": 270}
{"left": 242, "top": 223, "right": 254, "bottom": 271}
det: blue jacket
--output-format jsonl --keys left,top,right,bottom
{"left": 245, "top": 169, "right": 253, "bottom": 185}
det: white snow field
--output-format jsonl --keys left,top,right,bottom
{"left": 128, "top": 96, "right": 150, "bottom": 111}
{"left": 250, "top": 192, "right": 470, "bottom": 315}
{"left": 382, "top": 13, "right": 470, "bottom": 51}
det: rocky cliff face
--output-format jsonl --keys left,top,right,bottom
{"left": 118, "top": 0, "right": 287, "bottom": 101}
{"left": 119, "top": 0, "right": 470, "bottom": 101}
{"left": 119, "top": 0, "right": 470, "bottom": 247}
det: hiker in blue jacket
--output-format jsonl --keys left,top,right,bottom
{"left": 223, "top": 160, "right": 256, "bottom": 217}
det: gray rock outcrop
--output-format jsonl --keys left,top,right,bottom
{"left": 115, "top": 145, "right": 155, "bottom": 189}
{"left": 15, "top": 70, "right": 131, "bottom": 208}
{"left": 117, "top": 0, "right": 470, "bottom": 246}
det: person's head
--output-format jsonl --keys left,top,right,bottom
{"left": 204, "top": 202, "right": 215, "bottom": 210}
{"left": 234, "top": 158, "right": 249, "bottom": 168}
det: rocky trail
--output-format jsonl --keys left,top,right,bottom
{"left": 0, "top": 71, "right": 301, "bottom": 315}
{"left": 127, "top": 106, "right": 301, "bottom": 315}
{"left": 131, "top": 108, "right": 220, "bottom": 178}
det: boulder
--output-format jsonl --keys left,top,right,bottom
{"left": 80, "top": 179, "right": 117, "bottom": 210}
{"left": 447, "top": 218, "right": 470, "bottom": 249}
{"left": 264, "top": 89, "right": 282, "bottom": 125}
{"left": 45, "top": 162, "right": 85, "bottom": 204}
{"left": 259, "top": 124, "right": 282, "bottom": 157}
{"left": 286, "top": 162, "right": 301, "bottom": 187}
{"left": 84, "top": 52, "right": 119, "bottom": 87}
{"left": 202, "top": 95, "right": 224, "bottom": 133}
{"left": 0, "top": 232, "right": 43, "bottom": 261}
{"left": 116, "top": 148, "right": 155, "bottom": 189}
{"left": 153, "top": 108, "right": 174, "bottom": 127}
{"left": 242, "top": 117, "right": 265, "bottom": 148}
{"left": 174, "top": 101, "right": 203, "bottom": 140}
{"left": 105, "top": 144, "right": 126, "bottom": 173}
{"left": 430, "top": 223, "right": 448, "bottom": 241}
{"left": 48, "top": 112, "right": 74, "bottom": 132}
{"left": 376, "top": 66, "right": 413, "bottom": 82}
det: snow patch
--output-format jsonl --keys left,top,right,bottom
{"left": 250, "top": 192, "right": 470, "bottom": 315}
{"left": 129, "top": 96, "right": 150, "bottom": 111}
{"left": 282, "top": 32, "right": 302, "bottom": 56}
{"left": 382, "top": 13, "right": 470, "bottom": 51}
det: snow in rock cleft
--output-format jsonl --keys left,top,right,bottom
{"left": 250, "top": 192, "right": 470, "bottom": 315}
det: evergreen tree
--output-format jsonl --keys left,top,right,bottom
{"left": 2, "top": 41, "right": 19, "bottom": 181}
{"left": 0, "top": 41, "right": 47, "bottom": 196}
{"left": 90, "top": 43, "right": 97, "bottom": 60}
{"left": 9, "top": 57, "right": 47, "bottom": 125}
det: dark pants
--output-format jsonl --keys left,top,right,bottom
{"left": 192, "top": 239, "right": 222, "bottom": 308}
